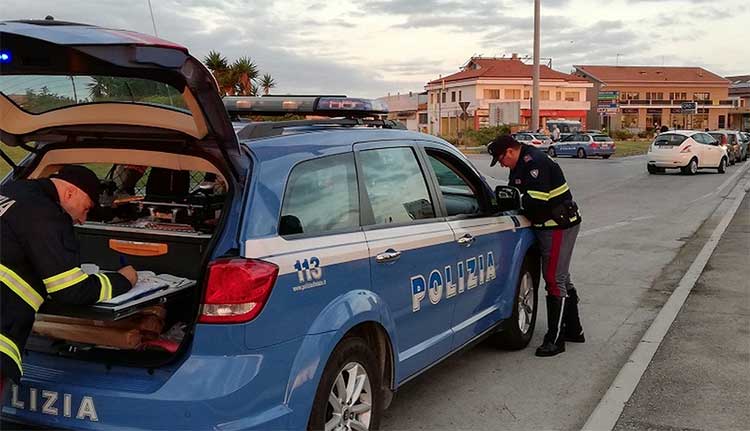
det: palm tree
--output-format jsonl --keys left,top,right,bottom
{"left": 231, "top": 57, "right": 258, "bottom": 96}
{"left": 260, "top": 74, "right": 276, "bottom": 95}
{"left": 203, "top": 51, "right": 230, "bottom": 94}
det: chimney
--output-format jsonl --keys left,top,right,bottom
{"left": 511, "top": 53, "right": 518, "bottom": 60}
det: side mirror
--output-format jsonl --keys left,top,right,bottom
{"left": 494, "top": 185, "right": 521, "bottom": 212}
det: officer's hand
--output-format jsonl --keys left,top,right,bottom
{"left": 118, "top": 265, "right": 138, "bottom": 287}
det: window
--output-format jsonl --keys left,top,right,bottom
{"left": 505, "top": 89, "right": 521, "bottom": 99}
{"left": 541, "top": 90, "right": 550, "bottom": 100}
{"left": 484, "top": 89, "right": 501, "bottom": 99}
{"left": 279, "top": 153, "right": 359, "bottom": 236}
{"left": 451, "top": 91, "right": 456, "bottom": 102}
{"left": 621, "top": 92, "right": 640, "bottom": 100}
{"left": 441, "top": 92, "right": 446, "bottom": 103}
{"left": 418, "top": 113, "right": 428, "bottom": 124}
{"left": 524, "top": 90, "right": 530, "bottom": 100}
{"left": 693, "top": 92, "right": 710, "bottom": 101}
{"left": 718, "top": 115, "right": 726, "bottom": 128}
{"left": 458, "top": 90, "right": 462, "bottom": 101}
{"left": 564, "top": 92, "right": 580, "bottom": 102}
{"left": 556, "top": 91, "right": 562, "bottom": 101}
{"left": 430, "top": 93, "right": 434, "bottom": 104}
{"left": 359, "top": 147, "right": 435, "bottom": 225}
{"left": 427, "top": 152, "right": 481, "bottom": 217}
{"left": 646, "top": 92, "right": 664, "bottom": 100}
{"left": 669, "top": 92, "right": 688, "bottom": 100}
{"left": 653, "top": 134, "right": 688, "bottom": 146}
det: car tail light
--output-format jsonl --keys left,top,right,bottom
{"left": 532, "top": 139, "right": 541, "bottom": 146}
{"left": 590, "top": 143, "right": 599, "bottom": 149}
{"left": 680, "top": 145, "right": 692, "bottom": 153}
{"left": 199, "top": 258, "right": 279, "bottom": 324}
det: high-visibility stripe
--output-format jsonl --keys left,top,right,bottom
{"left": 0, "top": 333, "right": 22, "bottom": 375}
{"left": 44, "top": 268, "right": 88, "bottom": 293}
{"left": 533, "top": 215, "right": 579, "bottom": 229}
{"left": 527, "top": 183, "right": 570, "bottom": 202}
{"left": 0, "top": 264, "right": 44, "bottom": 311}
{"left": 95, "top": 273, "right": 113, "bottom": 302}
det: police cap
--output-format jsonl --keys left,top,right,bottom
{"left": 488, "top": 134, "right": 519, "bottom": 167}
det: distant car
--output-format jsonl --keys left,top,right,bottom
{"left": 548, "top": 133, "right": 616, "bottom": 159}
{"left": 708, "top": 131, "right": 742, "bottom": 165}
{"left": 512, "top": 132, "right": 552, "bottom": 150}
{"left": 545, "top": 119, "right": 582, "bottom": 141}
{"left": 647, "top": 130, "right": 728, "bottom": 175}
{"left": 741, "top": 132, "right": 750, "bottom": 161}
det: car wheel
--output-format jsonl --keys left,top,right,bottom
{"left": 729, "top": 153, "right": 736, "bottom": 165}
{"left": 682, "top": 158, "right": 698, "bottom": 175}
{"left": 548, "top": 147, "right": 556, "bottom": 157}
{"left": 602, "top": 155, "right": 611, "bottom": 159}
{"left": 647, "top": 164, "right": 657, "bottom": 174}
{"left": 577, "top": 148, "right": 586, "bottom": 159}
{"left": 308, "top": 337, "right": 382, "bottom": 431}
{"left": 493, "top": 256, "right": 539, "bottom": 350}
{"left": 718, "top": 157, "right": 727, "bottom": 174}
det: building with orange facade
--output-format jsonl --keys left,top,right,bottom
{"left": 574, "top": 65, "right": 732, "bottom": 132}
{"left": 425, "top": 55, "right": 592, "bottom": 136}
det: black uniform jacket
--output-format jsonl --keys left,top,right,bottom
{"left": 508, "top": 145, "right": 582, "bottom": 229}
{"left": 0, "top": 179, "right": 130, "bottom": 383}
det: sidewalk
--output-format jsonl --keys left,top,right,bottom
{"left": 614, "top": 192, "right": 750, "bottom": 430}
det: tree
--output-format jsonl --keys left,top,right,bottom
{"left": 260, "top": 73, "right": 276, "bottom": 95}
{"left": 231, "top": 57, "right": 259, "bottom": 96}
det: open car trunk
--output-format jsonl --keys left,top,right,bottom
{"left": 17, "top": 144, "right": 237, "bottom": 368}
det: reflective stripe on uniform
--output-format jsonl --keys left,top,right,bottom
{"left": 527, "top": 183, "right": 570, "bottom": 201}
{"left": 0, "top": 264, "right": 44, "bottom": 311}
{"left": 94, "top": 273, "right": 113, "bottom": 302}
{"left": 0, "top": 333, "right": 23, "bottom": 376}
{"left": 533, "top": 214, "right": 579, "bottom": 228}
{"left": 43, "top": 267, "right": 88, "bottom": 293}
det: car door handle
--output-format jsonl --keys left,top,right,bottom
{"left": 376, "top": 249, "right": 402, "bottom": 263}
{"left": 457, "top": 234, "right": 475, "bottom": 247}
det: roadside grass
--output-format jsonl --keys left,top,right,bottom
{"left": 613, "top": 139, "right": 651, "bottom": 158}
{"left": 0, "top": 144, "right": 29, "bottom": 178}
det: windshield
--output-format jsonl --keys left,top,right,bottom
{"left": 0, "top": 75, "right": 188, "bottom": 114}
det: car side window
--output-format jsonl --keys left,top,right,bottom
{"left": 279, "top": 153, "right": 359, "bottom": 236}
{"left": 426, "top": 151, "right": 482, "bottom": 217}
{"left": 359, "top": 147, "right": 436, "bottom": 225}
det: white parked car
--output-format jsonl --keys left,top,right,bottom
{"left": 646, "top": 130, "right": 728, "bottom": 175}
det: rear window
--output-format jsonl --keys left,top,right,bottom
{"left": 0, "top": 75, "right": 188, "bottom": 114}
{"left": 592, "top": 135, "right": 613, "bottom": 142}
{"left": 654, "top": 134, "right": 687, "bottom": 146}
{"left": 708, "top": 133, "right": 724, "bottom": 142}
{"left": 533, "top": 134, "right": 548, "bottom": 140}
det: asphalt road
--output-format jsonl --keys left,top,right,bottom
{"left": 381, "top": 153, "right": 750, "bottom": 431}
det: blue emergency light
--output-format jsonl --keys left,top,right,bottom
{"left": 0, "top": 50, "right": 11, "bottom": 64}
{"left": 224, "top": 96, "right": 388, "bottom": 118}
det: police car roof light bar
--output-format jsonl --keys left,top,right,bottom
{"left": 223, "top": 96, "right": 388, "bottom": 118}
{"left": 235, "top": 118, "right": 406, "bottom": 140}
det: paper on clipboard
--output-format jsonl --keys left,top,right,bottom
{"left": 102, "top": 271, "right": 190, "bottom": 305}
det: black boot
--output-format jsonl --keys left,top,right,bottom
{"left": 563, "top": 288, "right": 585, "bottom": 343}
{"left": 535, "top": 296, "right": 566, "bottom": 357}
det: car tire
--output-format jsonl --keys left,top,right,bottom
{"left": 548, "top": 147, "right": 556, "bottom": 157}
{"left": 577, "top": 148, "right": 586, "bottom": 159}
{"left": 602, "top": 155, "right": 611, "bottom": 159}
{"left": 682, "top": 158, "right": 698, "bottom": 175}
{"left": 647, "top": 164, "right": 657, "bottom": 174}
{"left": 718, "top": 157, "right": 727, "bottom": 174}
{"left": 493, "top": 256, "right": 539, "bottom": 350}
{"left": 308, "top": 337, "right": 382, "bottom": 431}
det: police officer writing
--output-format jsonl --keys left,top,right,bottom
{"left": 488, "top": 135, "right": 584, "bottom": 357}
{"left": 0, "top": 165, "right": 137, "bottom": 395}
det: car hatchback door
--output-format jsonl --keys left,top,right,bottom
{"left": 355, "top": 142, "right": 456, "bottom": 381}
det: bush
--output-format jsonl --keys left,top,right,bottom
{"left": 637, "top": 130, "right": 651, "bottom": 139}
{"left": 461, "top": 125, "right": 512, "bottom": 147}
{"left": 613, "top": 129, "right": 633, "bottom": 140}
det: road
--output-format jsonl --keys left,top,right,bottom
{"left": 382, "top": 154, "right": 750, "bottom": 431}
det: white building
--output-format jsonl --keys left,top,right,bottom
{"left": 376, "top": 92, "right": 428, "bottom": 132}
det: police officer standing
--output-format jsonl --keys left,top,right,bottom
{"left": 1, "top": 165, "right": 136, "bottom": 395}
{"left": 488, "top": 135, "right": 584, "bottom": 357}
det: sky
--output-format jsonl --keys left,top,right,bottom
{"left": 4, "top": 0, "right": 749, "bottom": 98}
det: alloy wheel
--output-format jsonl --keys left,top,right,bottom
{"left": 325, "top": 362, "right": 373, "bottom": 431}
{"left": 517, "top": 272, "right": 535, "bottom": 334}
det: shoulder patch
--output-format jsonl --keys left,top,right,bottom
{"left": 0, "top": 194, "right": 16, "bottom": 218}
{"left": 530, "top": 169, "right": 539, "bottom": 179}
{"left": 524, "top": 154, "right": 533, "bottom": 162}
{"left": 514, "top": 178, "right": 522, "bottom": 185}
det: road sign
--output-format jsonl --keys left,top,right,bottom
{"left": 681, "top": 101, "right": 698, "bottom": 114}
{"left": 597, "top": 107, "right": 618, "bottom": 114}
{"left": 458, "top": 101, "right": 470, "bottom": 113}
{"left": 460, "top": 112, "right": 469, "bottom": 121}
{"left": 598, "top": 91, "right": 619, "bottom": 101}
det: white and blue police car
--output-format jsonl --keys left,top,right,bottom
{"left": 0, "top": 20, "right": 540, "bottom": 430}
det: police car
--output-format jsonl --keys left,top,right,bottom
{"left": 0, "top": 21, "right": 540, "bottom": 430}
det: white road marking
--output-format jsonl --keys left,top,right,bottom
{"left": 687, "top": 161, "right": 750, "bottom": 205}
{"left": 582, "top": 176, "right": 750, "bottom": 431}
{"left": 579, "top": 221, "right": 632, "bottom": 238}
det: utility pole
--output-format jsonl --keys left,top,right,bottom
{"left": 532, "top": 0, "right": 541, "bottom": 131}
{"left": 147, "top": 0, "right": 159, "bottom": 37}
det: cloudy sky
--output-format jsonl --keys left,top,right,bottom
{"left": 5, "top": 0, "right": 749, "bottom": 97}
